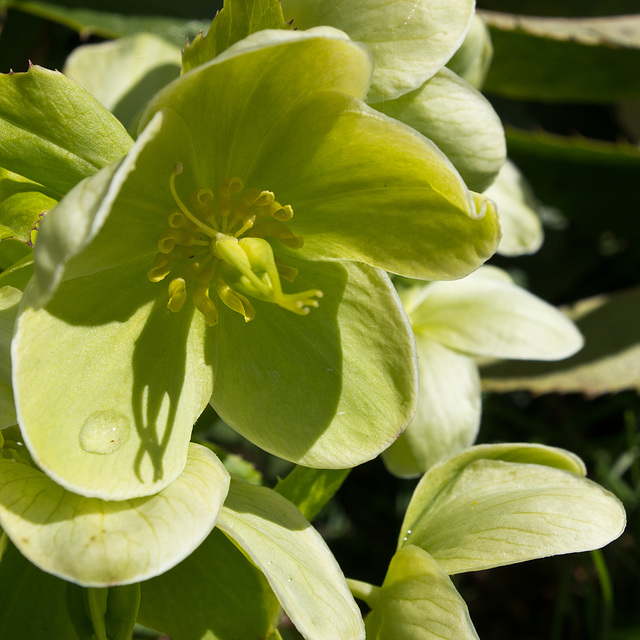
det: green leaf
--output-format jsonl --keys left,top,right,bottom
{"left": 484, "top": 158, "right": 543, "bottom": 257}
{"left": 0, "top": 443, "right": 229, "bottom": 585}
{"left": 0, "top": 541, "right": 78, "bottom": 640}
{"left": 482, "top": 11, "right": 640, "bottom": 102}
{"left": 0, "top": 253, "right": 33, "bottom": 291}
{"left": 365, "top": 546, "right": 479, "bottom": 640}
{"left": 0, "top": 65, "right": 133, "bottom": 195}
{"left": 280, "top": 0, "right": 475, "bottom": 101}
{"left": 67, "top": 584, "right": 140, "bottom": 640}
{"left": 482, "top": 287, "right": 640, "bottom": 397}
{"left": 64, "top": 34, "right": 181, "bottom": 137}
{"left": 183, "top": 0, "right": 289, "bottom": 73}
{"left": 370, "top": 67, "right": 506, "bottom": 192}
{"left": 138, "top": 528, "right": 281, "bottom": 640}
{"left": 217, "top": 477, "right": 365, "bottom": 640}
{"left": 0, "top": 168, "right": 57, "bottom": 245}
{"left": 400, "top": 446, "right": 625, "bottom": 574}
{"left": 5, "top": 0, "right": 211, "bottom": 46}
{"left": 407, "top": 266, "right": 583, "bottom": 361}
{"left": 382, "top": 338, "right": 480, "bottom": 478}
{"left": 0, "top": 286, "right": 21, "bottom": 429}
{"left": 0, "top": 239, "right": 31, "bottom": 270}
{"left": 275, "top": 466, "right": 350, "bottom": 521}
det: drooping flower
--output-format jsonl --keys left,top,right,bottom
{"left": 357, "top": 444, "right": 626, "bottom": 639}
{"left": 12, "top": 28, "right": 500, "bottom": 500}
{"left": 383, "top": 267, "right": 583, "bottom": 477}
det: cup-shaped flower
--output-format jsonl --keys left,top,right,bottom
{"left": 13, "top": 28, "right": 500, "bottom": 500}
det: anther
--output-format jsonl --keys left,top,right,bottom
{"left": 167, "top": 278, "right": 187, "bottom": 312}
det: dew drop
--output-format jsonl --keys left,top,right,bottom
{"left": 79, "top": 411, "right": 131, "bottom": 455}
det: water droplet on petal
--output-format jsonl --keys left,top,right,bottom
{"left": 79, "top": 411, "right": 130, "bottom": 455}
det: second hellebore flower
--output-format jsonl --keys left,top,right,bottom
{"left": 12, "top": 28, "right": 500, "bottom": 500}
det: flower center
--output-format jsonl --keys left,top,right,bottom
{"left": 147, "top": 163, "right": 322, "bottom": 325}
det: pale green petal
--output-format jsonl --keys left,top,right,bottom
{"left": 212, "top": 259, "right": 417, "bottom": 469}
{"left": 64, "top": 33, "right": 181, "bottom": 135}
{"left": 370, "top": 67, "right": 506, "bottom": 192}
{"left": 447, "top": 14, "right": 494, "bottom": 89}
{"left": 402, "top": 459, "right": 626, "bottom": 575}
{"left": 139, "top": 528, "right": 281, "bottom": 640}
{"left": 140, "top": 28, "right": 372, "bottom": 175}
{"left": 400, "top": 443, "right": 587, "bottom": 546}
{"left": 382, "top": 338, "right": 480, "bottom": 478}
{"left": 0, "top": 443, "right": 229, "bottom": 586}
{"left": 485, "top": 159, "right": 544, "bottom": 256}
{"left": 280, "top": 0, "right": 475, "bottom": 101}
{"left": 365, "top": 546, "right": 479, "bottom": 640}
{"left": 12, "top": 267, "right": 212, "bottom": 500}
{"left": 217, "top": 477, "right": 365, "bottom": 640}
{"left": 31, "top": 108, "right": 196, "bottom": 307}
{"left": 30, "top": 160, "right": 122, "bottom": 306}
{"left": 251, "top": 93, "right": 500, "bottom": 280}
{"left": 0, "top": 286, "right": 20, "bottom": 429}
{"left": 407, "top": 266, "right": 583, "bottom": 360}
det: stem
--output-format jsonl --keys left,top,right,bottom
{"left": 346, "top": 578, "right": 381, "bottom": 609}
{"left": 591, "top": 548, "right": 614, "bottom": 637}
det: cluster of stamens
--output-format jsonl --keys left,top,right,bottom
{"left": 147, "top": 163, "right": 323, "bottom": 325}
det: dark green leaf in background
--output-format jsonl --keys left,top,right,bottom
{"left": 482, "top": 287, "right": 640, "bottom": 397}
{"left": 481, "top": 11, "right": 640, "bottom": 102}
{"left": 138, "top": 528, "right": 281, "bottom": 640}
{"left": 0, "top": 541, "right": 79, "bottom": 640}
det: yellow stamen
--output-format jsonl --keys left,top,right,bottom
{"left": 149, "top": 165, "right": 322, "bottom": 324}
{"left": 167, "top": 278, "right": 187, "bottom": 312}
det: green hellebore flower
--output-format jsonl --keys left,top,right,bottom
{"left": 383, "top": 267, "right": 584, "bottom": 477}
{"left": 13, "top": 28, "right": 500, "bottom": 500}
{"left": 359, "top": 444, "right": 625, "bottom": 640}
